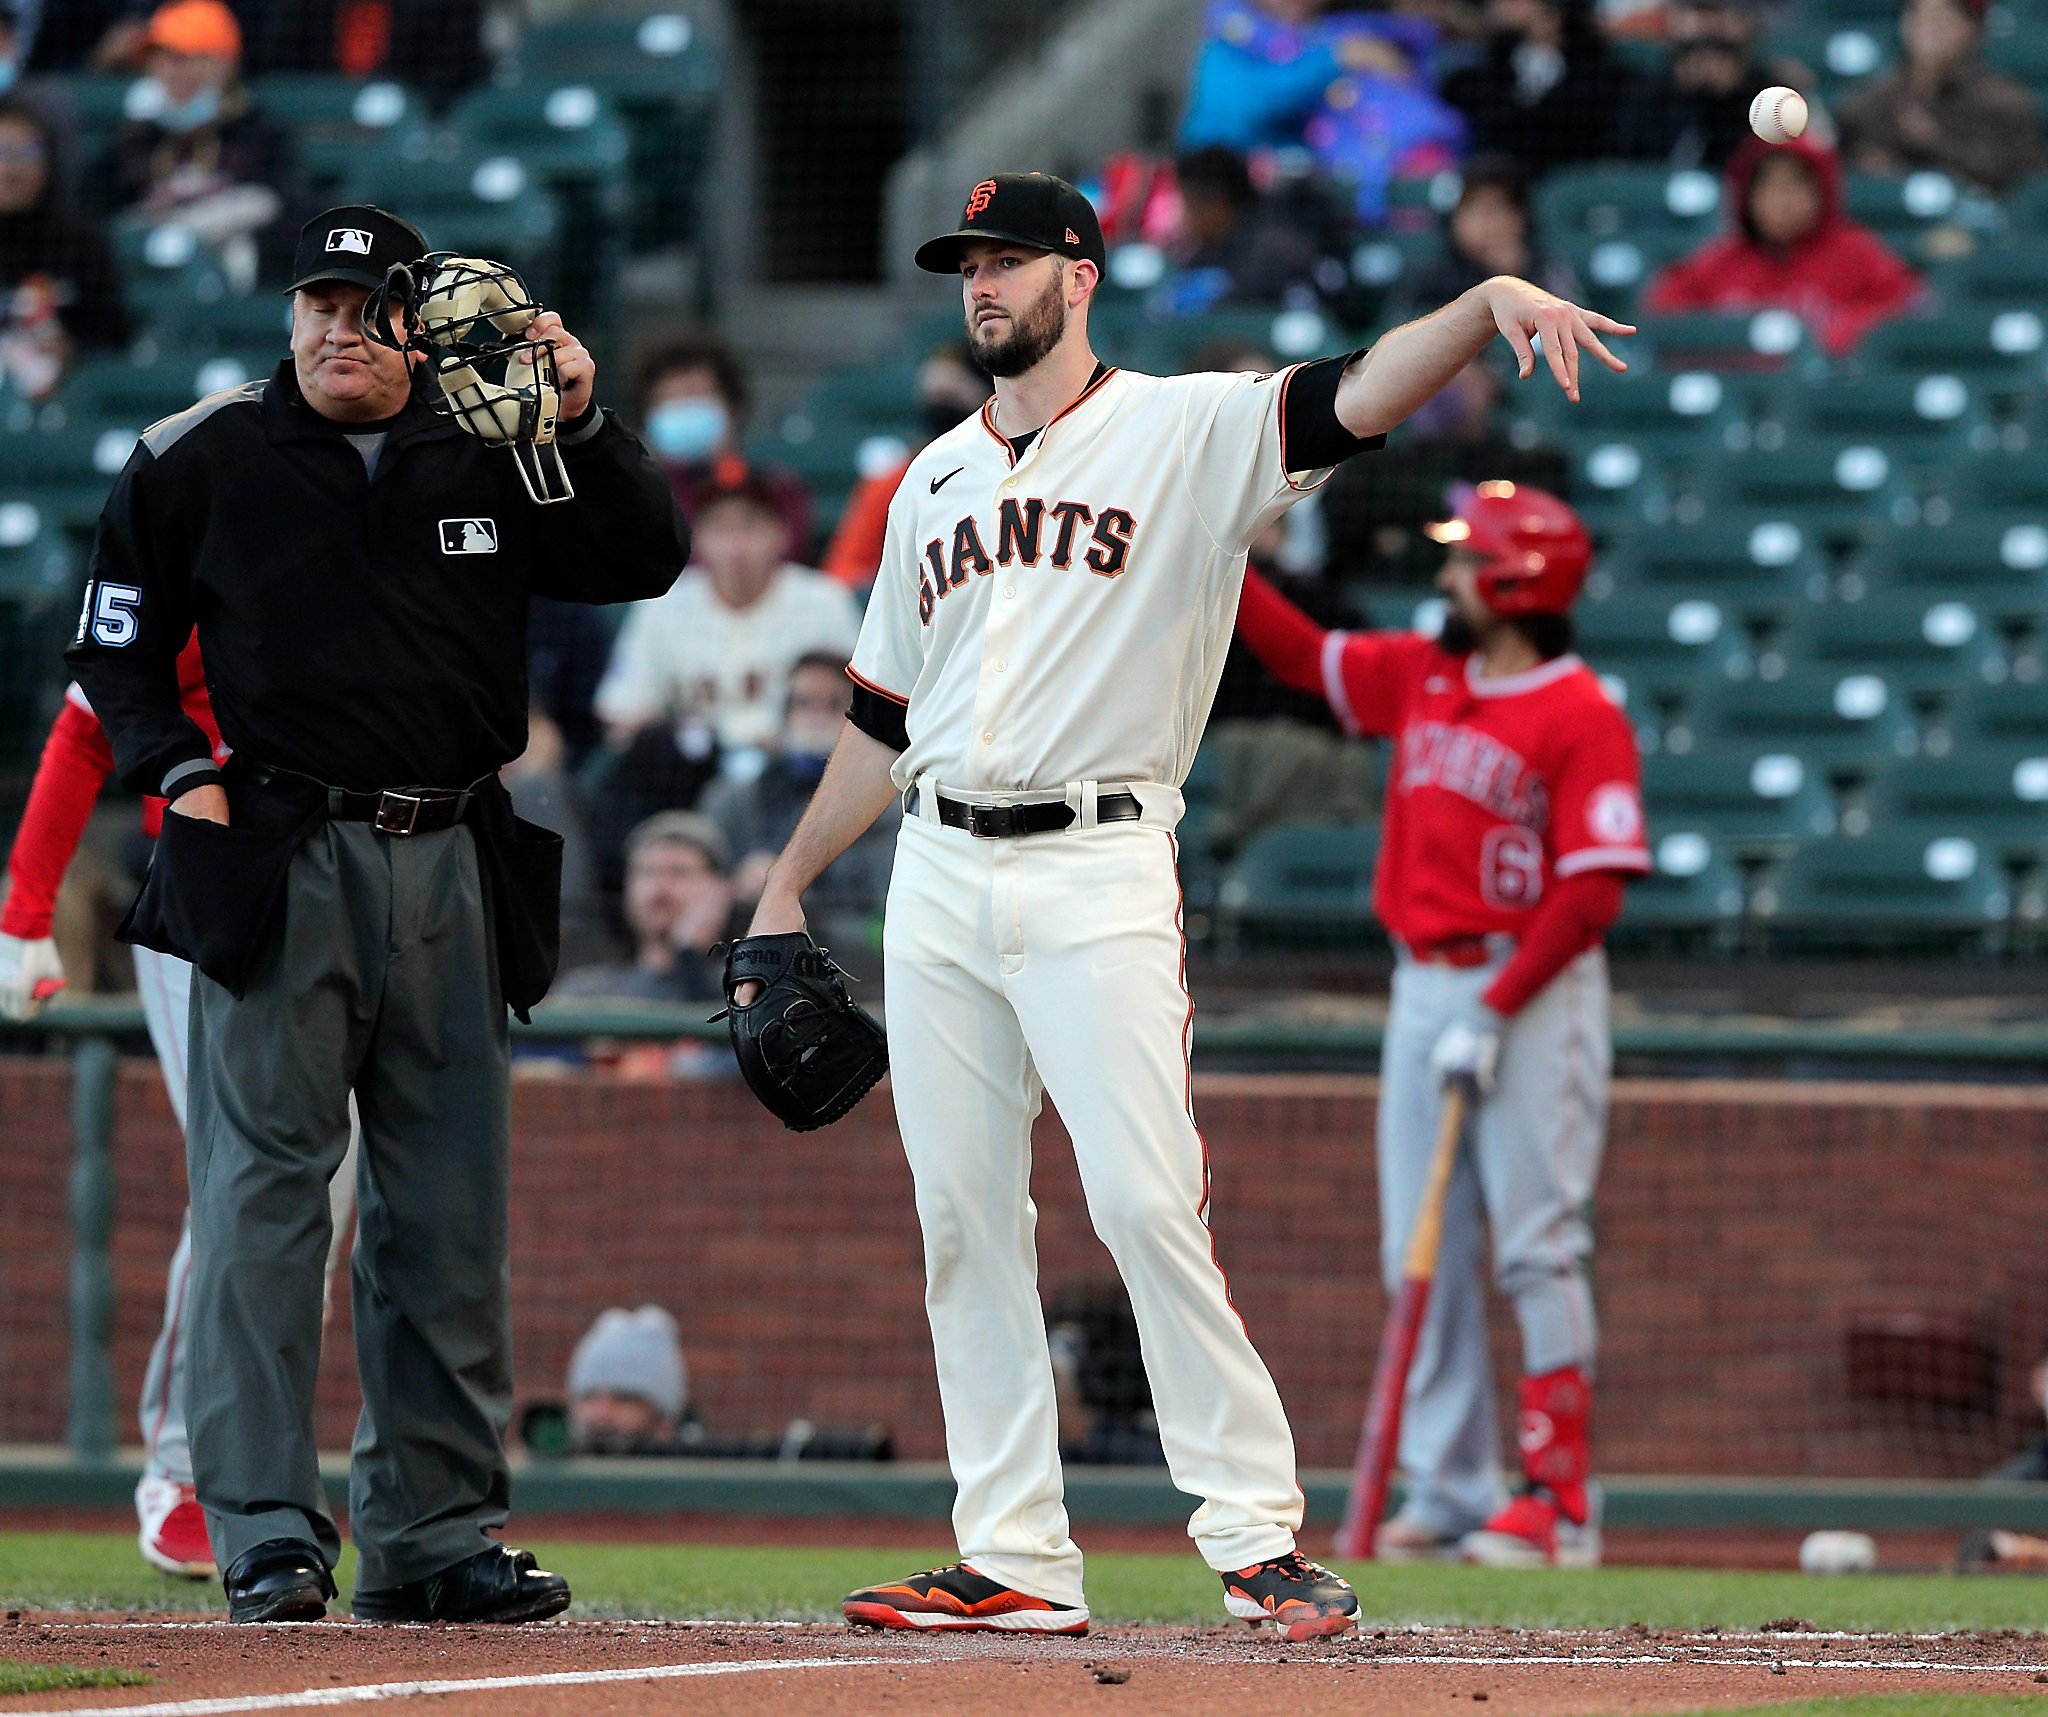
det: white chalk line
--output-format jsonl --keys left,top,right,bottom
{"left": 0, "top": 1656, "right": 878, "bottom": 1717}
{"left": 8, "top": 1641, "right": 2048, "bottom": 1717}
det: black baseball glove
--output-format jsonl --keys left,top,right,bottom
{"left": 714, "top": 932, "right": 888, "bottom": 1132}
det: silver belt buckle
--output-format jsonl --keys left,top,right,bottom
{"left": 374, "top": 790, "right": 425, "bottom": 835}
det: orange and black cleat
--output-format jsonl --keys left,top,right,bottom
{"left": 843, "top": 1561, "right": 1090, "bottom": 1634}
{"left": 1220, "top": 1551, "right": 1360, "bottom": 1641}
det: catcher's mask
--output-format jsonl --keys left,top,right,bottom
{"left": 364, "top": 253, "right": 574, "bottom": 504}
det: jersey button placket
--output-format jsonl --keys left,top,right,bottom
{"left": 973, "top": 486, "right": 1022, "bottom": 779}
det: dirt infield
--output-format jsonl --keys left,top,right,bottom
{"left": 9, "top": 1615, "right": 2048, "bottom": 1716}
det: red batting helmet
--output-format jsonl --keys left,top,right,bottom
{"left": 1423, "top": 481, "right": 1592, "bottom": 616}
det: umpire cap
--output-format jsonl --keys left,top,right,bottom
{"left": 915, "top": 172, "right": 1106, "bottom": 275}
{"left": 284, "top": 204, "right": 427, "bottom": 295}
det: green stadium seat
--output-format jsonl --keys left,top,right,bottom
{"left": 1576, "top": 589, "right": 1753, "bottom": 690}
{"left": 57, "top": 351, "right": 260, "bottom": 426}
{"left": 1841, "top": 171, "right": 1993, "bottom": 258}
{"left": 1948, "top": 681, "right": 2048, "bottom": 743}
{"left": 1864, "top": 748, "right": 2048, "bottom": 858}
{"left": 1837, "top": 516, "right": 2048, "bottom": 604}
{"left": 1948, "top": 447, "right": 2048, "bottom": 511}
{"left": 1505, "top": 363, "right": 1742, "bottom": 469}
{"left": 1216, "top": 821, "right": 1380, "bottom": 949}
{"left": 1769, "top": 22, "right": 1891, "bottom": 92}
{"left": 1692, "top": 438, "right": 1914, "bottom": 534}
{"left": 1536, "top": 165, "right": 1723, "bottom": 245}
{"left": 245, "top": 75, "right": 427, "bottom": 199}
{"left": 1757, "top": 371, "right": 1986, "bottom": 460}
{"left": 1, "top": 416, "right": 140, "bottom": 491}
{"left": 1856, "top": 307, "right": 2048, "bottom": 382}
{"left": 1753, "top": 833, "right": 2011, "bottom": 948}
{"left": 342, "top": 153, "right": 565, "bottom": 300}
{"left": 1688, "top": 667, "right": 1919, "bottom": 766}
{"left": 0, "top": 500, "right": 79, "bottom": 601}
{"left": 1597, "top": 514, "right": 1827, "bottom": 608}
{"left": 1553, "top": 231, "right": 1695, "bottom": 319}
{"left": 1983, "top": 27, "right": 2048, "bottom": 88}
{"left": 1616, "top": 831, "right": 1747, "bottom": 935}
{"left": 1641, "top": 749, "right": 1838, "bottom": 847}
{"left": 1776, "top": 594, "right": 2007, "bottom": 694}
{"left": 1939, "top": 237, "right": 2048, "bottom": 307}
{"left": 1634, "top": 309, "right": 1817, "bottom": 378}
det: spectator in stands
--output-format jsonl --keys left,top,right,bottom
{"left": 1179, "top": 3, "right": 1464, "bottom": 222}
{"left": 821, "top": 341, "right": 990, "bottom": 588}
{"left": 0, "top": 5, "right": 27, "bottom": 92}
{"left": 1644, "top": 136, "right": 1921, "bottom": 356}
{"left": 1153, "top": 145, "right": 1328, "bottom": 316}
{"left": 636, "top": 332, "right": 813, "bottom": 556}
{"left": 1321, "top": 352, "right": 1569, "bottom": 584}
{"left": 594, "top": 472, "right": 861, "bottom": 759}
{"left": 0, "top": 94, "right": 128, "bottom": 397}
{"left": 98, "top": 0, "right": 305, "bottom": 293}
{"left": 554, "top": 812, "right": 738, "bottom": 1007}
{"left": 1404, "top": 154, "right": 1579, "bottom": 311}
{"left": 1442, "top": 0, "right": 1638, "bottom": 175}
{"left": 245, "top": 0, "right": 487, "bottom": 104}
{"left": 566, "top": 1306, "right": 691, "bottom": 1455}
{"left": 1047, "top": 1281, "right": 1166, "bottom": 1467}
{"left": 1617, "top": 0, "right": 1802, "bottom": 169}
{"left": 699, "top": 651, "right": 900, "bottom": 963}
{"left": 1837, "top": 0, "right": 2046, "bottom": 195}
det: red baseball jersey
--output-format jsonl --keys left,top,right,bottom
{"left": 1, "top": 635, "right": 224, "bottom": 941}
{"left": 1324, "top": 632, "right": 1649, "bottom": 950}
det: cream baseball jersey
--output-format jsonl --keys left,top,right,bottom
{"left": 847, "top": 362, "right": 1380, "bottom": 797}
{"left": 1323, "top": 632, "right": 1649, "bottom": 948}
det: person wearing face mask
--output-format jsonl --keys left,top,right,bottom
{"left": 821, "top": 342, "right": 992, "bottom": 589}
{"left": 699, "top": 651, "right": 902, "bottom": 963}
{"left": 0, "top": 93, "right": 128, "bottom": 398}
{"left": 96, "top": 0, "right": 306, "bottom": 293}
{"left": 635, "top": 331, "right": 815, "bottom": 555}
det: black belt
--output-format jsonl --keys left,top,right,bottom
{"left": 246, "top": 761, "right": 483, "bottom": 837}
{"left": 914, "top": 787, "right": 1143, "bottom": 839}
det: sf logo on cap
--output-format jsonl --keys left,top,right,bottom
{"left": 326, "top": 227, "right": 374, "bottom": 255}
{"left": 965, "top": 180, "right": 998, "bottom": 218}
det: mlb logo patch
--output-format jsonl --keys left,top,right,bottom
{"left": 326, "top": 227, "right": 374, "bottom": 255}
{"left": 440, "top": 518, "right": 499, "bottom": 554}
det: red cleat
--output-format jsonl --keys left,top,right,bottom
{"left": 136, "top": 1475, "right": 216, "bottom": 1580}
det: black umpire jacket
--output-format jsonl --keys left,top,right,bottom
{"left": 66, "top": 361, "right": 690, "bottom": 1014}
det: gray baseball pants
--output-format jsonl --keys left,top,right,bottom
{"left": 1376, "top": 947, "right": 1610, "bottom": 1537}
{"left": 183, "top": 818, "right": 514, "bottom": 1588}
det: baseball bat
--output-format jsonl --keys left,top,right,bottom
{"left": 1334, "top": 1084, "right": 1467, "bottom": 1560}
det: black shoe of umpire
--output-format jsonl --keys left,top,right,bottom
{"left": 352, "top": 1544, "right": 572, "bottom": 1625}
{"left": 222, "top": 1539, "right": 336, "bottom": 1624}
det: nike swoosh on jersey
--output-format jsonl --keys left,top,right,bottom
{"left": 930, "top": 467, "right": 965, "bottom": 494}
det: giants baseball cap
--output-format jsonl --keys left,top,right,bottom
{"left": 284, "top": 204, "right": 428, "bottom": 295}
{"left": 915, "top": 172, "right": 1107, "bottom": 275}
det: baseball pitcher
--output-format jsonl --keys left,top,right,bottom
{"left": 736, "top": 171, "right": 1630, "bottom": 1635}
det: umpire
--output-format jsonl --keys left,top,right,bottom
{"left": 66, "top": 206, "right": 689, "bottom": 1624}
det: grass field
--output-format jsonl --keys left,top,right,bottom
{"left": 0, "top": 1658, "right": 149, "bottom": 1694}
{"left": 5, "top": 1530, "right": 2048, "bottom": 1633}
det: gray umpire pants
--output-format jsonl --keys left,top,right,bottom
{"left": 1376, "top": 947, "right": 1610, "bottom": 1537}
{"left": 184, "top": 818, "right": 513, "bottom": 1589}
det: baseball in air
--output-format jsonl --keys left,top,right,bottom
{"left": 1750, "top": 86, "right": 1809, "bottom": 144}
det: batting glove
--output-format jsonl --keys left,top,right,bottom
{"left": 0, "top": 933, "right": 66, "bottom": 1022}
{"left": 1429, "top": 1005, "right": 1503, "bottom": 1097}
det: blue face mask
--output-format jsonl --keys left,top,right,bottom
{"left": 646, "top": 398, "right": 728, "bottom": 463}
{"left": 152, "top": 82, "right": 223, "bottom": 134}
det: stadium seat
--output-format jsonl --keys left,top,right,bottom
{"left": 1504, "top": 363, "right": 1742, "bottom": 472}
{"left": 1640, "top": 749, "right": 1838, "bottom": 848}
{"left": 1947, "top": 447, "right": 2048, "bottom": 511}
{"left": 1686, "top": 667, "right": 1919, "bottom": 766}
{"left": 1753, "top": 833, "right": 2011, "bottom": 948}
{"left": 1596, "top": 514, "right": 1827, "bottom": 609}
{"left": 1575, "top": 590, "right": 1754, "bottom": 692}
{"left": 1838, "top": 517, "right": 2048, "bottom": 604}
{"left": 1863, "top": 748, "right": 2048, "bottom": 858}
{"left": 1841, "top": 171, "right": 1992, "bottom": 258}
{"left": 245, "top": 75, "right": 426, "bottom": 199}
{"left": 1634, "top": 310, "right": 1817, "bottom": 378}
{"left": 0, "top": 500, "right": 78, "bottom": 601}
{"left": 342, "top": 153, "right": 565, "bottom": 301}
{"left": 1690, "top": 439, "right": 1914, "bottom": 535}
{"left": 1757, "top": 371, "right": 1986, "bottom": 461}
{"left": 1216, "top": 821, "right": 1380, "bottom": 949}
{"left": 1616, "top": 830, "right": 1747, "bottom": 936}
{"left": 1939, "top": 236, "right": 2048, "bottom": 307}
{"left": 1856, "top": 307, "right": 2048, "bottom": 383}
{"left": 1536, "top": 165, "right": 1723, "bottom": 246}
{"left": 1947, "top": 681, "right": 2048, "bottom": 744}
{"left": 1776, "top": 594, "right": 2007, "bottom": 694}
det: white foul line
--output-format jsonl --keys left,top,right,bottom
{"left": 0, "top": 1657, "right": 878, "bottom": 1717}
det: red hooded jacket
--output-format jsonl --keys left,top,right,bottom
{"left": 1644, "top": 137, "right": 1920, "bottom": 357}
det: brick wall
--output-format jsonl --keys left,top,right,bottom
{"left": 4, "top": 1057, "right": 2045, "bottom": 1477}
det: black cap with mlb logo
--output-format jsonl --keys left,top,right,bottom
{"left": 915, "top": 172, "right": 1107, "bottom": 275}
{"left": 283, "top": 203, "right": 429, "bottom": 295}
